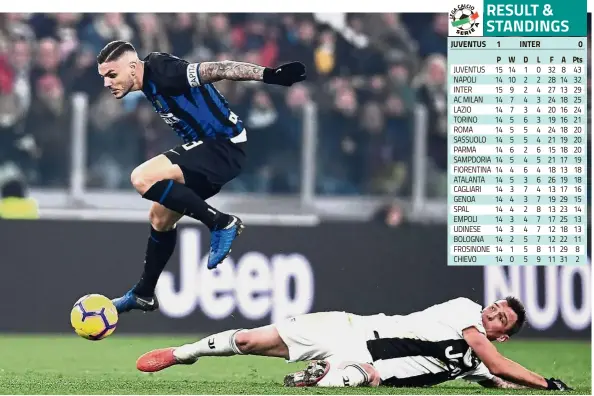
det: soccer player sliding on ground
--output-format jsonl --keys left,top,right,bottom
{"left": 137, "top": 297, "right": 572, "bottom": 391}
{"left": 96, "top": 41, "right": 306, "bottom": 314}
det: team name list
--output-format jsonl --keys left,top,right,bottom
{"left": 447, "top": 33, "right": 588, "bottom": 266}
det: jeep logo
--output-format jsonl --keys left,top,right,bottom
{"left": 155, "top": 228, "right": 315, "bottom": 323}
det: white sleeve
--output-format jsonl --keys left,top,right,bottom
{"left": 459, "top": 362, "right": 495, "bottom": 383}
{"left": 444, "top": 297, "right": 486, "bottom": 336}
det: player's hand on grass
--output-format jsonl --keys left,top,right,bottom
{"left": 546, "top": 378, "right": 573, "bottom": 391}
{"left": 263, "top": 62, "right": 306, "bottom": 86}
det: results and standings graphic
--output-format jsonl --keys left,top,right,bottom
{"left": 447, "top": 0, "right": 588, "bottom": 266}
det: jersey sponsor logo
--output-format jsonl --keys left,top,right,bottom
{"left": 445, "top": 346, "right": 480, "bottom": 378}
{"left": 367, "top": 337, "right": 480, "bottom": 381}
{"left": 155, "top": 228, "right": 315, "bottom": 323}
{"left": 445, "top": 346, "right": 463, "bottom": 359}
{"left": 187, "top": 63, "right": 200, "bottom": 87}
{"left": 159, "top": 112, "right": 182, "bottom": 126}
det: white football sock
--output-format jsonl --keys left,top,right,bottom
{"left": 174, "top": 329, "right": 244, "bottom": 362}
{"left": 317, "top": 364, "right": 369, "bottom": 387}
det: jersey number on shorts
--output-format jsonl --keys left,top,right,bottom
{"left": 182, "top": 140, "right": 204, "bottom": 151}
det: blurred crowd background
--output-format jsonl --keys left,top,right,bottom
{"left": 0, "top": 12, "right": 591, "bottom": 202}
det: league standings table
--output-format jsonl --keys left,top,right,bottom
{"left": 447, "top": 0, "right": 588, "bottom": 266}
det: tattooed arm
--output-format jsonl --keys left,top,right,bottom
{"left": 198, "top": 61, "right": 265, "bottom": 84}
{"left": 478, "top": 376, "right": 528, "bottom": 389}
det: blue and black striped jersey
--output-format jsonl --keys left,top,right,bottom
{"left": 141, "top": 52, "right": 246, "bottom": 143}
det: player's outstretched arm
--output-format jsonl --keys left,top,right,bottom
{"left": 478, "top": 376, "right": 528, "bottom": 389}
{"left": 199, "top": 61, "right": 264, "bottom": 83}
{"left": 463, "top": 327, "right": 572, "bottom": 391}
{"left": 198, "top": 60, "right": 306, "bottom": 86}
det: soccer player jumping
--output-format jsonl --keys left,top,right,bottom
{"left": 96, "top": 41, "right": 306, "bottom": 314}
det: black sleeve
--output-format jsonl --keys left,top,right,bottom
{"left": 144, "top": 52, "right": 202, "bottom": 93}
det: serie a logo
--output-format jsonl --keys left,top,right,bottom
{"left": 450, "top": 4, "right": 480, "bottom": 36}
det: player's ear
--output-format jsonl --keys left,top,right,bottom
{"left": 129, "top": 60, "right": 137, "bottom": 75}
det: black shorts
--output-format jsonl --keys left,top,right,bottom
{"left": 163, "top": 138, "right": 246, "bottom": 200}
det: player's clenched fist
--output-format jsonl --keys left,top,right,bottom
{"left": 546, "top": 378, "right": 572, "bottom": 391}
{"left": 263, "top": 62, "right": 307, "bottom": 86}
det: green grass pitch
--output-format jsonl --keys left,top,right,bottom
{"left": 0, "top": 335, "right": 590, "bottom": 394}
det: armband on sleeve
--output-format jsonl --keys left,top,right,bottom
{"left": 186, "top": 63, "right": 201, "bottom": 87}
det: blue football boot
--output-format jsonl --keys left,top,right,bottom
{"left": 112, "top": 289, "right": 159, "bottom": 314}
{"left": 208, "top": 215, "right": 244, "bottom": 269}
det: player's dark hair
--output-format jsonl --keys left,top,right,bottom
{"left": 505, "top": 296, "right": 526, "bottom": 337}
{"left": 97, "top": 40, "right": 136, "bottom": 64}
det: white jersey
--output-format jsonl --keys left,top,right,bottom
{"left": 350, "top": 297, "right": 495, "bottom": 387}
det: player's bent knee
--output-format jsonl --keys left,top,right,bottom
{"left": 233, "top": 330, "right": 254, "bottom": 354}
{"left": 360, "top": 363, "right": 380, "bottom": 387}
{"left": 339, "top": 362, "right": 380, "bottom": 387}
{"left": 130, "top": 157, "right": 184, "bottom": 196}
{"left": 130, "top": 168, "right": 155, "bottom": 195}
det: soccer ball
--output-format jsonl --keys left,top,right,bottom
{"left": 70, "top": 294, "right": 118, "bottom": 340}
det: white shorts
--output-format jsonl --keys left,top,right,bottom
{"left": 274, "top": 311, "right": 374, "bottom": 365}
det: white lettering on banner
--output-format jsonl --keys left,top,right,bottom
{"left": 484, "top": 260, "right": 591, "bottom": 332}
{"left": 155, "top": 228, "right": 315, "bottom": 323}
{"left": 523, "top": 266, "right": 559, "bottom": 330}
{"left": 560, "top": 265, "right": 591, "bottom": 330}
{"left": 236, "top": 252, "right": 272, "bottom": 320}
